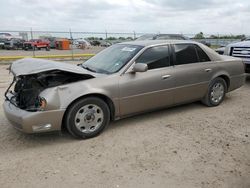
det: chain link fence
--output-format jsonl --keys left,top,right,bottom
{"left": 0, "top": 29, "right": 246, "bottom": 61}
{"left": 0, "top": 29, "right": 144, "bottom": 61}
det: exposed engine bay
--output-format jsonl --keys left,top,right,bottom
{"left": 5, "top": 70, "right": 94, "bottom": 111}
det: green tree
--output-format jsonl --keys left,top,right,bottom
{"left": 118, "top": 37, "right": 126, "bottom": 40}
{"left": 126, "top": 37, "right": 133, "bottom": 40}
{"left": 106, "top": 37, "right": 117, "bottom": 40}
{"left": 194, "top": 32, "right": 205, "bottom": 39}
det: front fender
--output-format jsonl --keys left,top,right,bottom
{"left": 39, "top": 77, "right": 119, "bottom": 113}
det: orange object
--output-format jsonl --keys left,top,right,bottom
{"left": 56, "top": 39, "right": 70, "bottom": 50}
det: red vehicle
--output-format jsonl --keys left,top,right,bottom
{"left": 23, "top": 39, "right": 50, "bottom": 51}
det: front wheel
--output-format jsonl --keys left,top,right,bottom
{"left": 202, "top": 77, "right": 227, "bottom": 107}
{"left": 64, "top": 97, "right": 110, "bottom": 139}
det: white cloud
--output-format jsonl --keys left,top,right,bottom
{"left": 1, "top": 0, "right": 250, "bottom": 35}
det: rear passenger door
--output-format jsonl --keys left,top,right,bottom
{"left": 172, "top": 43, "right": 214, "bottom": 104}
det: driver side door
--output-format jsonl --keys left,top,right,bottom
{"left": 119, "top": 45, "right": 176, "bottom": 117}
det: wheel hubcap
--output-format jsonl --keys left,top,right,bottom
{"left": 211, "top": 83, "right": 224, "bottom": 103}
{"left": 74, "top": 104, "right": 104, "bottom": 133}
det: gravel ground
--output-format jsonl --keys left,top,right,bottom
{"left": 0, "top": 64, "right": 249, "bottom": 188}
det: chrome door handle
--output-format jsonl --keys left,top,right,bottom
{"left": 162, "top": 75, "right": 171, "bottom": 79}
{"left": 205, "top": 68, "right": 212, "bottom": 72}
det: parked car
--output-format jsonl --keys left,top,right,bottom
{"left": 215, "top": 38, "right": 250, "bottom": 56}
{"left": 23, "top": 39, "right": 50, "bottom": 51}
{"left": 0, "top": 38, "right": 6, "bottom": 49}
{"left": 4, "top": 38, "right": 25, "bottom": 50}
{"left": 215, "top": 47, "right": 225, "bottom": 55}
{"left": 0, "top": 33, "right": 22, "bottom": 40}
{"left": 136, "top": 34, "right": 189, "bottom": 41}
{"left": 224, "top": 40, "right": 250, "bottom": 73}
{"left": 0, "top": 33, "right": 12, "bottom": 38}
{"left": 199, "top": 40, "right": 211, "bottom": 47}
{"left": 100, "top": 41, "right": 112, "bottom": 47}
{"left": 90, "top": 40, "right": 101, "bottom": 46}
{"left": 41, "top": 37, "right": 57, "bottom": 48}
{"left": 73, "top": 39, "right": 91, "bottom": 49}
{"left": 4, "top": 40, "right": 245, "bottom": 139}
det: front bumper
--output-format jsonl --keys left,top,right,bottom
{"left": 3, "top": 100, "right": 65, "bottom": 133}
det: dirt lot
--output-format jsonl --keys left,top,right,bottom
{"left": 0, "top": 63, "right": 249, "bottom": 188}
{"left": 0, "top": 46, "right": 105, "bottom": 57}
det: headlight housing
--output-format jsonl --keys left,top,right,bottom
{"left": 39, "top": 97, "right": 47, "bottom": 111}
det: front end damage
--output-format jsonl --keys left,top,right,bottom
{"left": 5, "top": 70, "right": 93, "bottom": 112}
{"left": 3, "top": 58, "right": 95, "bottom": 133}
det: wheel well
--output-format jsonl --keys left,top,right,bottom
{"left": 218, "top": 75, "right": 230, "bottom": 91}
{"left": 61, "top": 94, "right": 115, "bottom": 130}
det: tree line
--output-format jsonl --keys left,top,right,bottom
{"left": 194, "top": 32, "right": 246, "bottom": 39}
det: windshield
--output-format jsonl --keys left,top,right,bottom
{"left": 82, "top": 44, "right": 143, "bottom": 74}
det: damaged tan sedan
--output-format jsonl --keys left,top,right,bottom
{"left": 3, "top": 40, "right": 246, "bottom": 139}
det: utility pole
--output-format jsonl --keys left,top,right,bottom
{"left": 105, "top": 30, "right": 108, "bottom": 40}
{"left": 30, "top": 27, "right": 35, "bottom": 57}
{"left": 69, "top": 28, "right": 74, "bottom": 60}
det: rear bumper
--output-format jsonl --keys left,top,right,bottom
{"left": 228, "top": 74, "right": 246, "bottom": 92}
{"left": 242, "top": 59, "right": 250, "bottom": 73}
{"left": 3, "top": 100, "right": 65, "bottom": 133}
{"left": 245, "top": 64, "right": 250, "bottom": 73}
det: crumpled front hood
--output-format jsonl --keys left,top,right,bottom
{"left": 10, "top": 58, "right": 99, "bottom": 77}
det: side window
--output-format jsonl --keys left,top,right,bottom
{"left": 136, "top": 46, "right": 170, "bottom": 70}
{"left": 195, "top": 45, "right": 211, "bottom": 62}
{"left": 174, "top": 44, "right": 199, "bottom": 65}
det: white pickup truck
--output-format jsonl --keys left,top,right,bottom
{"left": 224, "top": 39, "right": 250, "bottom": 73}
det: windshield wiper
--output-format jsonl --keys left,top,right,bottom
{"left": 81, "top": 64, "right": 97, "bottom": 73}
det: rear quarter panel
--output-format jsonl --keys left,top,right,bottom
{"left": 213, "top": 56, "right": 245, "bottom": 91}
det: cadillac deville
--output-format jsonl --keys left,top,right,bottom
{"left": 3, "top": 40, "right": 245, "bottom": 139}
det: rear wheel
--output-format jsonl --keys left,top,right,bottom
{"left": 65, "top": 97, "right": 110, "bottom": 139}
{"left": 202, "top": 77, "right": 227, "bottom": 107}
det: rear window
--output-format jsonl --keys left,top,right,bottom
{"left": 195, "top": 45, "right": 211, "bottom": 62}
{"left": 174, "top": 44, "right": 199, "bottom": 65}
{"left": 174, "top": 44, "right": 211, "bottom": 65}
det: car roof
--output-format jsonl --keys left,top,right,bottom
{"left": 120, "top": 40, "right": 224, "bottom": 62}
{"left": 120, "top": 40, "right": 199, "bottom": 47}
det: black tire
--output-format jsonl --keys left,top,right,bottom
{"left": 202, "top": 77, "right": 227, "bottom": 107}
{"left": 64, "top": 97, "right": 110, "bottom": 139}
{"left": 46, "top": 46, "right": 50, "bottom": 51}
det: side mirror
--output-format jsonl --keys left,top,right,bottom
{"left": 132, "top": 63, "right": 148, "bottom": 73}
